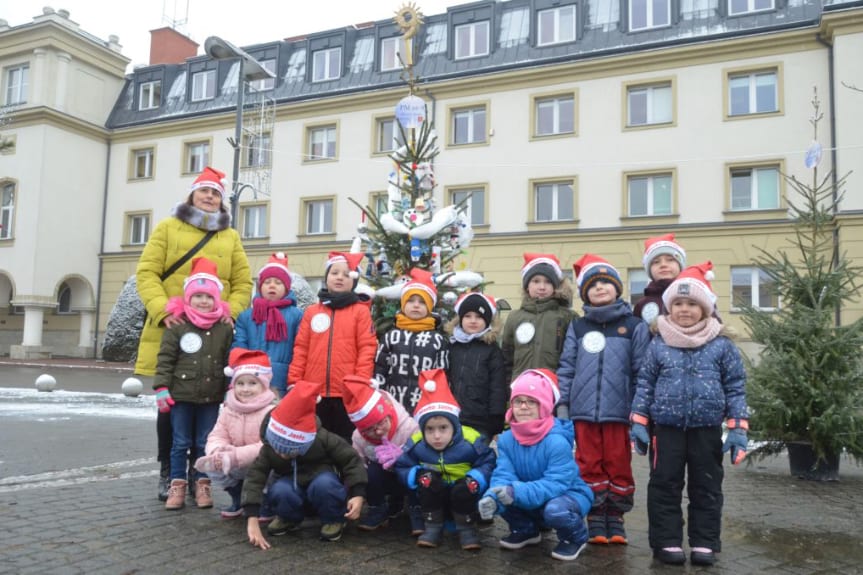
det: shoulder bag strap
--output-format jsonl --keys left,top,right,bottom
{"left": 160, "top": 230, "right": 217, "bottom": 281}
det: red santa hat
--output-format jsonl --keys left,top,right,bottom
{"left": 342, "top": 375, "right": 397, "bottom": 440}
{"left": 573, "top": 253, "right": 623, "bottom": 303}
{"left": 643, "top": 233, "right": 686, "bottom": 279}
{"left": 183, "top": 257, "right": 223, "bottom": 302}
{"left": 521, "top": 252, "right": 563, "bottom": 289}
{"left": 325, "top": 251, "right": 364, "bottom": 280}
{"left": 265, "top": 381, "right": 319, "bottom": 457}
{"left": 189, "top": 166, "right": 227, "bottom": 198}
{"left": 223, "top": 348, "right": 273, "bottom": 388}
{"left": 509, "top": 368, "right": 560, "bottom": 419}
{"left": 454, "top": 291, "right": 497, "bottom": 327}
{"left": 413, "top": 369, "right": 461, "bottom": 429}
{"left": 400, "top": 267, "right": 438, "bottom": 310}
{"left": 662, "top": 261, "right": 717, "bottom": 315}
{"left": 258, "top": 252, "right": 292, "bottom": 294}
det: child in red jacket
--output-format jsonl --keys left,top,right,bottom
{"left": 288, "top": 252, "right": 378, "bottom": 441}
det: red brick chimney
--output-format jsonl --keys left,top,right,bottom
{"left": 149, "top": 27, "right": 199, "bottom": 65}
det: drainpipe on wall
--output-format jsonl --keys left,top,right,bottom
{"left": 92, "top": 142, "right": 111, "bottom": 358}
{"left": 815, "top": 33, "right": 840, "bottom": 326}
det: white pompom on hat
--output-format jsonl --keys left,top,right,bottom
{"left": 413, "top": 369, "right": 460, "bottom": 429}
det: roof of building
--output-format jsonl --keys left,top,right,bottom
{"left": 106, "top": 0, "right": 828, "bottom": 129}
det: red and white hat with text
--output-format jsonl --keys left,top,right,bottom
{"left": 224, "top": 348, "right": 273, "bottom": 388}
{"left": 265, "top": 381, "right": 319, "bottom": 456}
{"left": 642, "top": 233, "right": 686, "bottom": 279}
{"left": 521, "top": 253, "right": 563, "bottom": 289}
{"left": 325, "top": 251, "right": 364, "bottom": 279}
{"left": 183, "top": 257, "right": 223, "bottom": 302}
{"left": 401, "top": 267, "right": 438, "bottom": 310}
{"left": 413, "top": 369, "right": 460, "bottom": 429}
{"left": 189, "top": 166, "right": 227, "bottom": 198}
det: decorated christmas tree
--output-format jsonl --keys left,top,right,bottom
{"left": 349, "top": 3, "right": 483, "bottom": 333}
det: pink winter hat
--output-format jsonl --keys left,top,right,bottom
{"left": 507, "top": 369, "right": 561, "bottom": 420}
{"left": 183, "top": 257, "right": 223, "bottom": 304}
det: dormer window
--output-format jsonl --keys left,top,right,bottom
{"left": 380, "top": 36, "right": 402, "bottom": 72}
{"left": 138, "top": 80, "right": 161, "bottom": 110}
{"left": 537, "top": 4, "right": 577, "bottom": 46}
{"left": 728, "top": 0, "right": 774, "bottom": 15}
{"left": 191, "top": 70, "right": 216, "bottom": 101}
{"left": 312, "top": 47, "right": 342, "bottom": 82}
{"left": 629, "top": 0, "right": 670, "bottom": 31}
{"left": 454, "top": 21, "right": 490, "bottom": 59}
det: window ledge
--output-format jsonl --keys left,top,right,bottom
{"left": 722, "top": 208, "right": 788, "bottom": 222}
{"left": 526, "top": 219, "right": 579, "bottom": 232}
{"left": 127, "top": 177, "right": 154, "bottom": 183}
{"left": 530, "top": 131, "right": 577, "bottom": 142}
{"left": 0, "top": 237, "right": 14, "bottom": 245}
{"left": 724, "top": 110, "right": 783, "bottom": 122}
{"left": 297, "top": 233, "right": 337, "bottom": 243}
{"left": 471, "top": 224, "right": 490, "bottom": 233}
{"left": 623, "top": 121, "right": 676, "bottom": 132}
{"left": 619, "top": 214, "right": 680, "bottom": 226}
{"left": 302, "top": 157, "right": 339, "bottom": 164}
{"left": 241, "top": 236, "right": 271, "bottom": 244}
{"left": 446, "top": 141, "right": 490, "bottom": 150}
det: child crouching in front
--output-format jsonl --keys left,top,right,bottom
{"left": 478, "top": 369, "right": 594, "bottom": 562}
{"left": 396, "top": 369, "right": 495, "bottom": 550}
{"left": 243, "top": 381, "right": 368, "bottom": 550}
{"left": 342, "top": 375, "right": 419, "bottom": 532}
{"left": 195, "top": 348, "right": 276, "bottom": 519}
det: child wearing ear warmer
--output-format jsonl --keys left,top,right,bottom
{"left": 631, "top": 262, "right": 748, "bottom": 567}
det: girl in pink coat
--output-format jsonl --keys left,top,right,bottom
{"left": 342, "top": 375, "right": 419, "bottom": 533}
{"left": 196, "top": 348, "right": 276, "bottom": 518}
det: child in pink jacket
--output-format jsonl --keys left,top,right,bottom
{"left": 342, "top": 375, "right": 420, "bottom": 533}
{"left": 196, "top": 348, "right": 277, "bottom": 518}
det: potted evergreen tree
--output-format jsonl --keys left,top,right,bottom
{"left": 741, "top": 93, "right": 863, "bottom": 480}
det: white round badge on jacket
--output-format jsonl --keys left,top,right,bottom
{"left": 311, "top": 312, "right": 332, "bottom": 333}
{"left": 582, "top": 331, "right": 606, "bottom": 354}
{"left": 515, "top": 322, "right": 536, "bottom": 344}
{"left": 180, "top": 332, "right": 203, "bottom": 354}
{"left": 641, "top": 302, "right": 660, "bottom": 325}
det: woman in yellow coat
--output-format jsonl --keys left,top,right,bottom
{"left": 135, "top": 166, "right": 253, "bottom": 500}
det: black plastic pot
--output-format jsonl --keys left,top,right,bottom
{"left": 786, "top": 442, "right": 840, "bottom": 481}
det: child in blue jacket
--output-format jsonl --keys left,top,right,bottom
{"left": 233, "top": 253, "right": 303, "bottom": 397}
{"left": 630, "top": 262, "right": 749, "bottom": 567}
{"left": 478, "top": 369, "right": 593, "bottom": 562}
{"left": 395, "top": 369, "right": 495, "bottom": 551}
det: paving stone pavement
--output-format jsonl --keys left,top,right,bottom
{"left": 2, "top": 449, "right": 862, "bottom": 574}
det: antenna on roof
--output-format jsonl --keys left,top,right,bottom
{"left": 161, "top": 0, "right": 189, "bottom": 33}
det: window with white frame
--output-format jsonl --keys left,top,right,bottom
{"left": 451, "top": 188, "right": 486, "bottom": 226}
{"left": 132, "top": 148, "right": 154, "bottom": 179}
{"left": 249, "top": 59, "right": 277, "bottom": 92}
{"left": 628, "top": 269, "right": 649, "bottom": 306}
{"left": 628, "top": 173, "right": 673, "bottom": 216}
{"left": 5, "top": 64, "right": 28, "bottom": 105}
{"left": 57, "top": 282, "right": 73, "bottom": 314}
{"left": 730, "top": 165, "right": 780, "bottom": 210}
{"left": 534, "top": 181, "right": 573, "bottom": 222}
{"left": 454, "top": 21, "right": 490, "bottom": 59}
{"left": 370, "top": 192, "right": 389, "bottom": 218}
{"left": 312, "top": 47, "right": 342, "bottom": 82}
{"left": 627, "top": 82, "right": 672, "bottom": 126}
{"left": 242, "top": 205, "right": 268, "bottom": 239}
{"left": 138, "top": 80, "right": 161, "bottom": 110}
{"left": 305, "top": 199, "right": 333, "bottom": 234}
{"left": 452, "top": 106, "right": 487, "bottom": 145}
{"left": 185, "top": 141, "right": 209, "bottom": 174}
{"left": 128, "top": 213, "right": 150, "bottom": 245}
{"left": 1, "top": 182, "right": 15, "bottom": 239}
{"left": 380, "top": 36, "right": 404, "bottom": 72}
{"left": 191, "top": 70, "right": 216, "bottom": 101}
{"left": 728, "top": 70, "right": 778, "bottom": 116}
{"left": 307, "top": 125, "right": 337, "bottom": 160}
{"left": 729, "top": 0, "right": 774, "bottom": 15}
{"left": 244, "top": 133, "right": 271, "bottom": 167}
{"left": 629, "top": 0, "right": 670, "bottom": 31}
{"left": 376, "top": 117, "right": 404, "bottom": 153}
{"left": 537, "top": 5, "right": 576, "bottom": 46}
{"left": 731, "top": 266, "right": 778, "bottom": 310}
{"left": 535, "top": 95, "right": 574, "bottom": 136}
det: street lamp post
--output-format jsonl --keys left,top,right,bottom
{"left": 204, "top": 36, "right": 274, "bottom": 230}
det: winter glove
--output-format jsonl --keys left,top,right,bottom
{"left": 723, "top": 419, "right": 749, "bottom": 465}
{"left": 155, "top": 387, "right": 175, "bottom": 413}
{"left": 374, "top": 438, "right": 403, "bottom": 470}
{"left": 478, "top": 496, "right": 498, "bottom": 520}
{"left": 465, "top": 477, "right": 480, "bottom": 495}
{"left": 556, "top": 404, "right": 569, "bottom": 420}
{"left": 630, "top": 413, "right": 650, "bottom": 456}
{"left": 489, "top": 485, "right": 514, "bottom": 506}
{"left": 218, "top": 446, "right": 238, "bottom": 473}
{"left": 417, "top": 469, "right": 434, "bottom": 489}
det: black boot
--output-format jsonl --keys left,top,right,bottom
{"left": 220, "top": 482, "right": 244, "bottom": 519}
{"left": 416, "top": 510, "right": 444, "bottom": 548}
{"left": 157, "top": 460, "right": 170, "bottom": 502}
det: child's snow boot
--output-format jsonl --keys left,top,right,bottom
{"left": 220, "top": 482, "right": 243, "bottom": 518}
{"left": 358, "top": 504, "right": 389, "bottom": 531}
{"left": 454, "top": 512, "right": 482, "bottom": 551}
{"left": 195, "top": 478, "right": 213, "bottom": 508}
{"left": 416, "top": 510, "right": 444, "bottom": 548}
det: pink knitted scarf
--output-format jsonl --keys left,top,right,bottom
{"left": 165, "top": 296, "right": 231, "bottom": 329}
{"left": 657, "top": 316, "right": 722, "bottom": 348}
{"left": 506, "top": 412, "right": 554, "bottom": 446}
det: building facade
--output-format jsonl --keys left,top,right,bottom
{"left": 2, "top": 0, "right": 862, "bottom": 359}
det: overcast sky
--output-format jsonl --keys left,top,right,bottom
{"left": 4, "top": 1, "right": 458, "bottom": 71}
